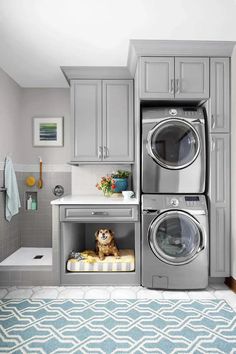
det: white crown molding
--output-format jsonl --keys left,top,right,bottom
{"left": 0, "top": 163, "right": 71, "bottom": 173}
{"left": 61, "top": 66, "right": 133, "bottom": 83}
{"left": 127, "top": 39, "right": 236, "bottom": 77}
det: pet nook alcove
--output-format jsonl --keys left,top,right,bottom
{"left": 60, "top": 220, "right": 140, "bottom": 286}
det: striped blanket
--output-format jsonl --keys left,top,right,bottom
{"left": 67, "top": 249, "right": 135, "bottom": 272}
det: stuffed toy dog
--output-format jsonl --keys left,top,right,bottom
{"left": 95, "top": 228, "right": 120, "bottom": 260}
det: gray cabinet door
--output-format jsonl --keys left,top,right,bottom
{"left": 209, "top": 134, "right": 230, "bottom": 277}
{"left": 210, "top": 58, "right": 230, "bottom": 133}
{"left": 175, "top": 57, "right": 209, "bottom": 99}
{"left": 71, "top": 80, "right": 102, "bottom": 162}
{"left": 102, "top": 80, "right": 134, "bottom": 162}
{"left": 140, "top": 57, "right": 174, "bottom": 99}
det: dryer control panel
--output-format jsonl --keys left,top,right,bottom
{"left": 142, "top": 106, "right": 205, "bottom": 121}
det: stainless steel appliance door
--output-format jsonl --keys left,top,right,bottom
{"left": 149, "top": 210, "right": 204, "bottom": 265}
{"left": 147, "top": 119, "right": 200, "bottom": 170}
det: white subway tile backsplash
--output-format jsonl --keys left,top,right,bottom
{"left": 72, "top": 165, "right": 131, "bottom": 195}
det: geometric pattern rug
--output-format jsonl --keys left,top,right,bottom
{"left": 0, "top": 299, "right": 236, "bottom": 354}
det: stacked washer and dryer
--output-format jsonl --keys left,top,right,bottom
{"left": 141, "top": 107, "right": 209, "bottom": 289}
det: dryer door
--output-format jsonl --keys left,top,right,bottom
{"left": 147, "top": 118, "right": 200, "bottom": 170}
{"left": 149, "top": 210, "right": 203, "bottom": 265}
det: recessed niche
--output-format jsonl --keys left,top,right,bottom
{"left": 25, "top": 191, "right": 38, "bottom": 211}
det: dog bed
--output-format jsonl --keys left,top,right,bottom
{"left": 67, "top": 249, "right": 135, "bottom": 272}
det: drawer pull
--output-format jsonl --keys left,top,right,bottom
{"left": 91, "top": 211, "right": 108, "bottom": 216}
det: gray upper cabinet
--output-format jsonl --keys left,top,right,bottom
{"left": 102, "top": 80, "right": 133, "bottom": 162}
{"left": 72, "top": 80, "right": 102, "bottom": 162}
{"left": 71, "top": 79, "right": 134, "bottom": 163}
{"left": 140, "top": 56, "right": 209, "bottom": 100}
{"left": 175, "top": 57, "right": 209, "bottom": 99}
{"left": 209, "top": 134, "right": 230, "bottom": 277}
{"left": 140, "top": 57, "right": 174, "bottom": 99}
{"left": 210, "top": 58, "right": 230, "bottom": 133}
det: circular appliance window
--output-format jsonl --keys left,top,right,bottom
{"left": 147, "top": 119, "right": 200, "bottom": 170}
{"left": 149, "top": 210, "right": 202, "bottom": 265}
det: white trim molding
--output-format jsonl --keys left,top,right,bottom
{"left": 127, "top": 39, "right": 236, "bottom": 77}
{"left": 61, "top": 66, "right": 132, "bottom": 83}
{"left": 0, "top": 163, "right": 71, "bottom": 173}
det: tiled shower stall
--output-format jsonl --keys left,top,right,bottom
{"left": 0, "top": 169, "right": 71, "bottom": 282}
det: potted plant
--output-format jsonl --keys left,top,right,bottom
{"left": 111, "top": 170, "right": 131, "bottom": 193}
{"left": 96, "top": 175, "right": 116, "bottom": 197}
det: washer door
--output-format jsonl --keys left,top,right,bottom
{"left": 149, "top": 210, "right": 203, "bottom": 265}
{"left": 147, "top": 118, "right": 200, "bottom": 170}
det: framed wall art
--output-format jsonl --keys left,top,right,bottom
{"left": 33, "top": 117, "right": 63, "bottom": 147}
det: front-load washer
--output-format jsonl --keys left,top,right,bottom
{"left": 142, "top": 107, "right": 206, "bottom": 193}
{"left": 142, "top": 194, "right": 208, "bottom": 289}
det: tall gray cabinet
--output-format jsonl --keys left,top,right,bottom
{"left": 71, "top": 79, "right": 134, "bottom": 163}
{"left": 209, "top": 58, "right": 230, "bottom": 277}
{"left": 133, "top": 45, "right": 232, "bottom": 278}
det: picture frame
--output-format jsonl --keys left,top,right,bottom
{"left": 33, "top": 117, "right": 63, "bottom": 147}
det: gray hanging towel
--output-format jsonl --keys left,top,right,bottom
{"left": 5, "top": 156, "right": 21, "bottom": 222}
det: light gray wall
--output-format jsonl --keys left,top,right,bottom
{"left": 0, "top": 172, "right": 20, "bottom": 262}
{"left": 20, "top": 88, "right": 70, "bottom": 164}
{"left": 231, "top": 48, "right": 236, "bottom": 279}
{"left": 0, "top": 70, "right": 71, "bottom": 166}
{"left": 0, "top": 67, "right": 21, "bottom": 163}
{"left": 0, "top": 68, "right": 21, "bottom": 260}
{"left": 0, "top": 69, "right": 73, "bottom": 261}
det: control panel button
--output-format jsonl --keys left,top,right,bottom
{"left": 169, "top": 109, "right": 177, "bottom": 116}
{"left": 170, "top": 198, "right": 179, "bottom": 207}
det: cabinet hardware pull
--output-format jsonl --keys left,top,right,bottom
{"left": 142, "top": 209, "right": 159, "bottom": 214}
{"left": 170, "top": 79, "right": 174, "bottom": 93}
{"left": 175, "top": 79, "right": 180, "bottom": 94}
{"left": 211, "top": 137, "right": 215, "bottom": 151}
{"left": 98, "top": 146, "right": 103, "bottom": 159}
{"left": 211, "top": 114, "right": 216, "bottom": 129}
{"left": 104, "top": 146, "right": 109, "bottom": 158}
{"left": 91, "top": 211, "right": 108, "bottom": 215}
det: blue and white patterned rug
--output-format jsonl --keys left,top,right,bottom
{"left": 0, "top": 299, "right": 236, "bottom": 353}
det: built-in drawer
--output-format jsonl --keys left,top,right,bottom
{"left": 60, "top": 205, "right": 139, "bottom": 222}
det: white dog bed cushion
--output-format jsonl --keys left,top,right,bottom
{"left": 67, "top": 249, "right": 135, "bottom": 272}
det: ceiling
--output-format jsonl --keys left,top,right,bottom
{"left": 1, "top": 0, "right": 236, "bottom": 87}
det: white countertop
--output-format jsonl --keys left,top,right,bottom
{"left": 51, "top": 194, "right": 139, "bottom": 205}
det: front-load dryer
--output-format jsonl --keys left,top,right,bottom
{"left": 142, "top": 194, "right": 208, "bottom": 289}
{"left": 142, "top": 107, "right": 206, "bottom": 193}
